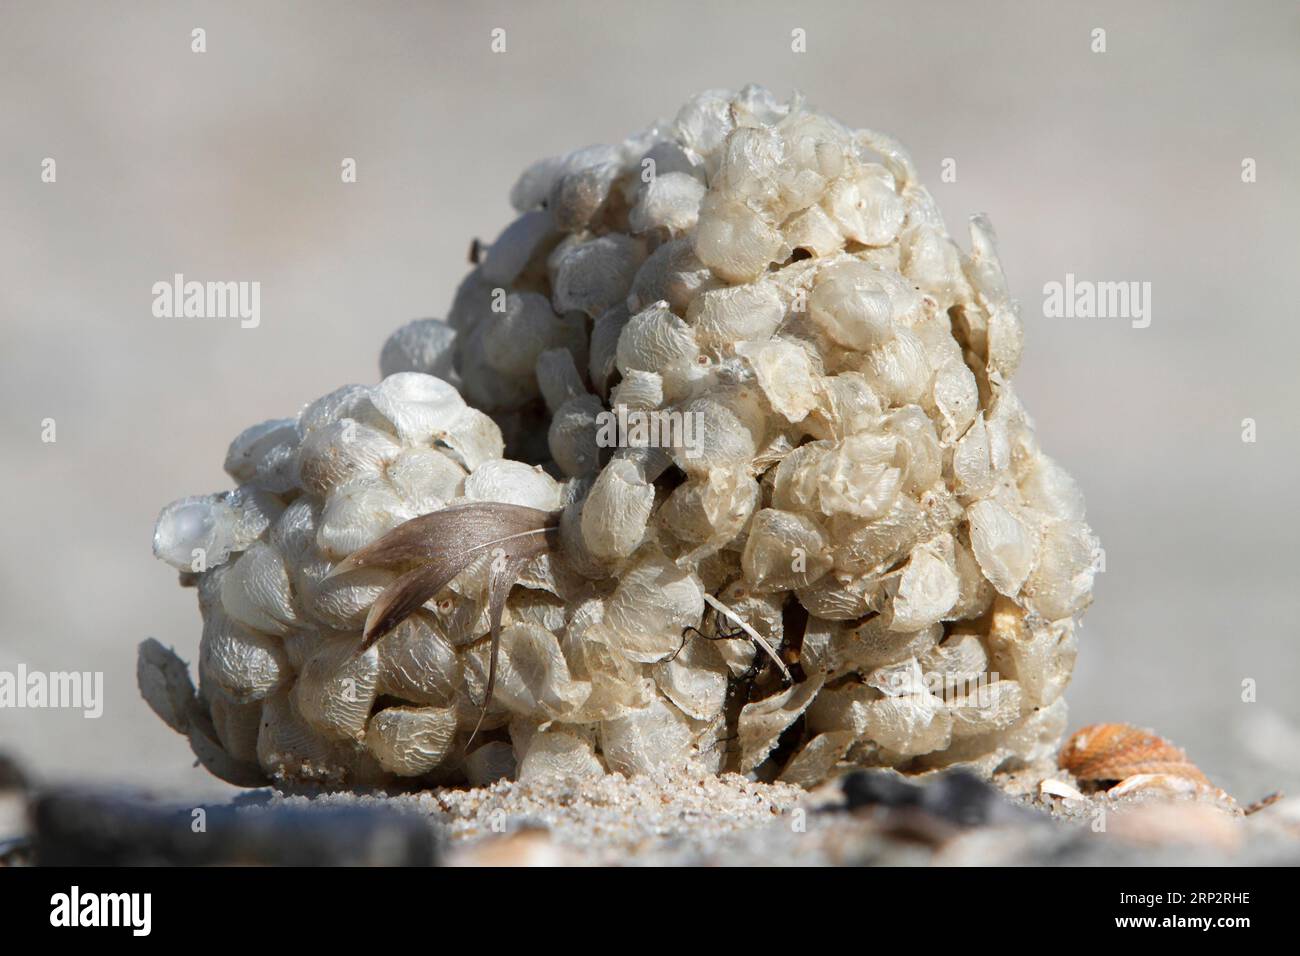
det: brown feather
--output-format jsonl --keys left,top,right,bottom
{"left": 327, "top": 502, "right": 558, "bottom": 580}
{"left": 344, "top": 502, "right": 561, "bottom": 742}
{"left": 467, "top": 551, "right": 536, "bottom": 748}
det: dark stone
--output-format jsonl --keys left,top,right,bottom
{"left": 842, "top": 769, "right": 924, "bottom": 811}
{"left": 0, "top": 753, "right": 28, "bottom": 790}
{"left": 839, "top": 769, "right": 1037, "bottom": 828}
{"left": 33, "top": 789, "right": 438, "bottom": 866}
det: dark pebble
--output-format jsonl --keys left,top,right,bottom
{"left": 32, "top": 788, "right": 438, "bottom": 866}
{"left": 840, "top": 769, "right": 1037, "bottom": 828}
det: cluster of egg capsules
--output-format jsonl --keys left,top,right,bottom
{"left": 144, "top": 86, "right": 1098, "bottom": 789}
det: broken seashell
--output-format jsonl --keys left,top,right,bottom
{"left": 1059, "top": 723, "right": 1210, "bottom": 788}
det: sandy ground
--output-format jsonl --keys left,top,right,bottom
{"left": 9, "top": 762, "right": 1296, "bottom": 866}
{"left": 267, "top": 767, "right": 1300, "bottom": 865}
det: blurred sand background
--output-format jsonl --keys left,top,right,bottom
{"left": 1, "top": 1, "right": 1297, "bottom": 800}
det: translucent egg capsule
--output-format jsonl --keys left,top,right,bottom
{"left": 379, "top": 318, "right": 458, "bottom": 383}
{"left": 967, "top": 495, "right": 1042, "bottom": 597}
{"left": 694, "top": 193, "right": 784, "bottom": 283}
{"left": 687, "top": 281, "right": 786, "bottom": 349}
{"left": 293, "top": 634, "right": 380, "bottom": 741}
{"left": 153, "top": 495, "right": 239, "bottom": 572}
{"left": 948, "top": 679, "right": 1023, "bottom": 738}
{"left": 580, "top": 457, "right": 654, "bottom": 561}
{"left": 629, "top": 171, "right": 707, "bottom": 236}
{"left": 316, "top": 476, "right": 415, "bottom": 560}
{"left": 821, "top": 165, "right": 905, "bottom": 247}
{"left": 741, "top": 508, "right": 832, "bottom": 592}
{"left": 672, "top": 89, "right": 736, "bottom": 165}
{"left": 464, "top": 459, "right": 563, "bottom": 512}
{"left": 369, "top": 372, "right": 467, "bottom": 447}
{"left": 547, "top": 144, "right": 626, "bottom": 232}
{"left": 481, "top": 211, "right": 558, "bottom": 287}
{"left": 296, "top": 419, "right": 400, "bottom": 498}
{"left": 518, "top": 729, "right": 605, "bottom": 782}
{"left": 384, "top": 446, "right": 466, "bottom": 511}
{"left": 219, "top": 541, "right": 304, "bottom": 636}
{"left": 375, "top": 613, "right": 462, "bottom": 707}
{"left": 864, "top": 692, "right": 952, "bottom": 756}
{"left": 602, "top": 550, "right": 705, "bottom": 663}
{"left": 626, "top": 237, "right": 719, "bottom": 315}
{"left": 199, "top": 607, "right": 288, "bottom": 704}
{"left": 616, "top": 301, "right": 703, "bottom": 397}
{"left": 480, "top": 291, "right": 570, "bottom": 380}
{"left": 366, "top": 705, "right": 458, "bottom": 776}
{"left": 807, "top": 259, "right": 898, "bottom": 352}
{"left": 548, "top": 233, "right": 646, "bottom": 318}
{"left": 547, "top": 394, "right": 605, "bottom": 478}
{"left": 224, "top": 418, "right": 300, "bottom": 493}
{"left": 886, "top": 535, "right": 960, "bottom": 632}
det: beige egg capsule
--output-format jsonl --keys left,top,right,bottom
{"left": 948, "top": 679, "right": 1024, "bottom": 739}
{"left": 580, "top": 457, "right": 654, "bottom": 562}
{"left": 741, "top": 508, "right": 833, "bottom": 593}
{"left": 686, "top": 282, "right": 785, "bottom": 349}
{"left": 656, "top": 468, "right": 758, "bottom": 560}
{"left": 694, "top": 193, "right": 784, "bottom": 283}
{"left": 626, "top": 237, "right": 720, "bottom": 315}
{"left": 548, "top": 233, "right": 645, "bottom": 318}
{"left": 292, "top": 634, "right": 380, "bottom": 741}
{"left": 652, "top": 628, "right": 729, "bottom": 721}
{"left": 783, "top": 204, "right": 843, "bottom": 258}
{"left": 257, "top": 688, "right": 365, "bottom": 785}
{"left": 601, "top": 549, "right": 705, "bottom": 663}
{"left": 886, "top": 535, "right": 960, "bottom": 632}
{"left": 985, "top": 596, "right": 1077, "bottom": 710}
{"left": 219, "top": 541, "right": 304, "bottom": 637}
{"left": 296, "top": 420, "right": 401, "bottom": 498}
{"left": 518, "top": 730, "right": 606, "bottom": 782}
{"left": 629, "top": 171, "right": 707, "bottom": 236}
{"left": 547, "top": 394, "right": 605, "bottom": 478}
{"left": 616, "top": 301, "right": 703, "bottom": 399}
{"left": 199, "top": 606, "right": 288, "bottom": 704}
{"left": 598, "top": 694, "right": 700, "bottom": 776}
{"left": 375, "top": 612, "right": 462, "bottom": 707}
{"left": 967, "top": 494, "right": 1042, "bottom": 597}
{"left": 864, "top": 692, "right": 953, "bottom": 757}
{"left": 470, "top": 622, "right": 589, "bottom": 721}
{"left": 317, "top": 476, "right": 416, "bottom": 560}
{"left": 365, "top": 705, "right": 459, "bottom": 776}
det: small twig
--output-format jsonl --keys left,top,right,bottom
{"left": 1243, "top": 791, "right": 1284, "bottom": 816}
{"left": 702, "top": 593, "right": 791, "bottom": 683}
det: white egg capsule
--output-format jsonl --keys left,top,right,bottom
{"left": 379, "top": 318, "right": 458, "bottom": 383}
{"left": 548, "top": 233, "right": 646, "bottom": 318}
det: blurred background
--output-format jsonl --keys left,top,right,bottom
{"left": 1, "top": 0, "right": 1297, "bottom": 800}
